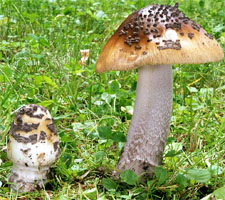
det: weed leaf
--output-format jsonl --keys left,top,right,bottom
{"left": 109, "top": 132, "right": 126, "bottom": 142}
{"left": 155, "top": 166, "right": 169, "bottom": 185}
{"left": 120, "top": 169, "right": 138, "bottom": 185}
{"left": 97, "top": 126, "right": 112, "bottom": 139}
{"left": 102, "top": 178, "right": 118, "bottom": 191}
{"left": 213, "top": 186, "right": 225, "bottom": 199}
{"left": 185, "top": 169, "right": 211, "bottom": 183}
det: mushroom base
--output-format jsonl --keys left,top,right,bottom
{"left": 116, "top": 64, "right": 173, "bottom": 180}
{"left": 9, "top": 164, "right": 49, "bottom": 193}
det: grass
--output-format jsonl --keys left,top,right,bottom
{"left": 0, "top": 0, "right": 224, "bottom": 199}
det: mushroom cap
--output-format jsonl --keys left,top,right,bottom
{"left": 7, "top": 104, "right": 61, "bottom": 168}
{"left": 96, "top": 3, "right": 224, "bottom": 73}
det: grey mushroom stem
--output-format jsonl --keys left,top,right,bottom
{"left": 116, "top": 64, "right": 173, "bottom": 178}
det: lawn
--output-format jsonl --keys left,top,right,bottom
{"left": 0, "top": 0, "right": 224, "bottom": 199}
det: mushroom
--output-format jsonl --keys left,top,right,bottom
{"left": 96, "top": 3, "right": 224, "bottom": 178}
{"left": 7, "top": 104, "right": 61, "bottom": 192}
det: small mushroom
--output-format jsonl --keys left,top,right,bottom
{"left": 96, "top": 3, "right": 224, "bottom": 179}
{"left": 7, "top": 104, "right": 61, "bottom": 192}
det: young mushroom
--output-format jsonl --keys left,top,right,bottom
{"left": 7, "top": 104, "right": 61, "bottom": 192}
{"left": 96, "top": 3, "right": 224, "bottom": 179}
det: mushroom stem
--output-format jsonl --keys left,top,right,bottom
{"left": 116, "top": 64, "right": 173, "bottom": 178}
{"left": 9, "top": 164, "right": 49, "bottom": 192}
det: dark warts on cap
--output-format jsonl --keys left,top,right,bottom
{"left": 53, "top": 141, "right": 60, "bottom": 152}
{"left": 11, "top": 132, "right": 38, "bottom": 144}
{"left": 10, "top": 121, "right": 40, "bottom": 133}
{"left": 158, "top": 40, "right": 181, "bottom": 50}
{"left": 118, "top": 2, "right": 214, "bottom": 51}
{"left": 47, "top": 123, "right": 58, "bottom": 135}
{"left": 18, "top": 104, "right": 46, "bottom": 119}
{"left": 39, "top": 131, "right": 47, "bottom": 141}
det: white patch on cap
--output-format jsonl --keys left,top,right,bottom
{"left": 34, "top": 106, "right": 49, "bottom": 116}
{"left": 165, "top": 29, "right": 178, "bottom": 41}
{"left": 139, "top": 7, "right": 150, "bottom": 16}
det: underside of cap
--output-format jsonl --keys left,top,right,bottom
{"left": 96, "top": 3, "right": 224, "bottom": 73}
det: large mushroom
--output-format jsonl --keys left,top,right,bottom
{"left": 96, "top": 3, "right": 224, "bottom": 178}
{"left": 7, "top": 104, "right": 61, "bottom": 192}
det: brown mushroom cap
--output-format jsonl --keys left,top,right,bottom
{"left": 96, "top": 3, "right": 224, "bottom": 73}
